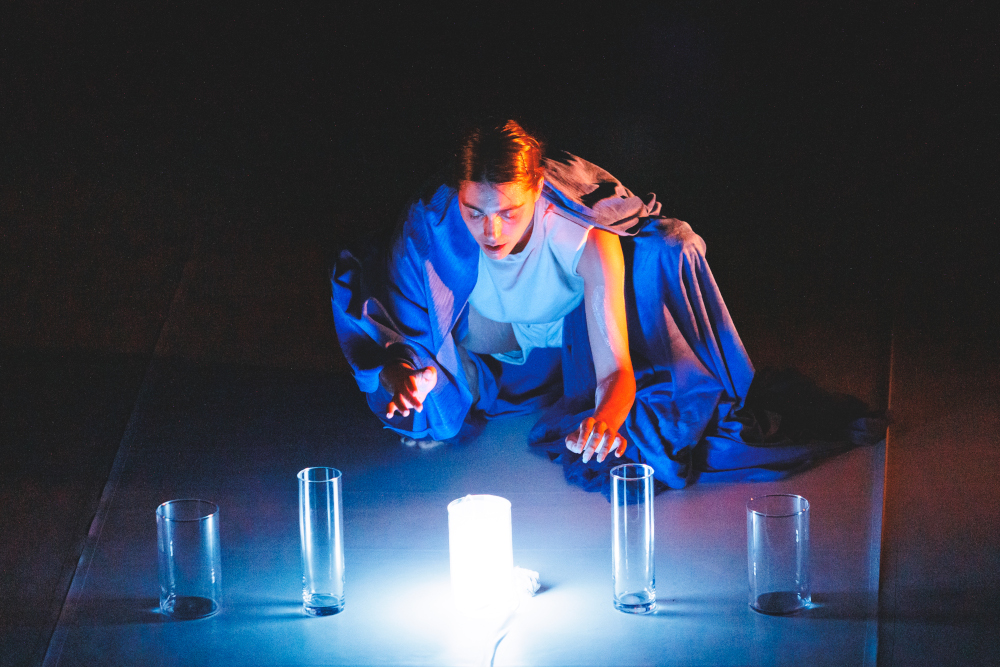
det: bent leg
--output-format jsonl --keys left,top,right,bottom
{"left": 531, "top": 219, "right": 817, "bottom": 492}
{"left": 619, "top": 219, "right": 756, "bottom": 486}
{"left": 624, "top": 220, "right": 863, "bottom": 486}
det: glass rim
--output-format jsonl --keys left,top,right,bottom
{"left": 298, "top": 467, "right": 343, "bottom": 482}
{"left": 156, "top": 498, "right": 219, "bottom": 521}
{"left": 746, "top": 493, "right": 810, "bottom": 517}
{"left": 610, "top": 463, "right": 655, "bottom": 481}
{"left": 447, "top": 494, "right": 511, "bottom": 513}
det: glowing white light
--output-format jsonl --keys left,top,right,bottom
{"left": 447, "top": 495, "right": 514, "bottom": 615}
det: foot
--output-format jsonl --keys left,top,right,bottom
{"left": 401, "top": 436, "right": 448, "bottom": 450}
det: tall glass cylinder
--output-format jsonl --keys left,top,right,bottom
{"left": 298, "top": 467, "right": 345, "bottom": 616}
{"left": 747, "top": 494, "right": 810, "bottom": 615}
{"left": 611, "top": 463, "right": 656, "bottom": 614}
{"left": 156, "top": 499, "right": 222, "bottom": 619}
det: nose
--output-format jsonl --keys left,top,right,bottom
{"left": 483, "top": 215, "right": 502, "bottom": 242}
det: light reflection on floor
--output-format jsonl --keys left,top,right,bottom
{"left": 44, "top": 365, "right": 883, "bottom": 666}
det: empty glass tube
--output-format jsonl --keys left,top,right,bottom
{"left": 611, "top": 463, "right": 656, "bottom": 614}
{"left": 747, "top": 494, "right": 810, "bottom": 615}
{"left": 298, "top": 467, "right": 345, "bottom": 616}
{"left": 156, "top": 499, "right": 222, "bottom": 620}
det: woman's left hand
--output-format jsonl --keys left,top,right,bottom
{"left": 566, "top": 416, "right": 628, "bottom": 464}
{"left": 566, "top": 229, "right": 635, "bottom": 465}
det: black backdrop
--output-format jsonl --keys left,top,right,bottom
{"left": 5, "top": 3, "right": 996, "bottom": 357}
{"left": 5, "top": 1, "right": 993, "bottom": 258}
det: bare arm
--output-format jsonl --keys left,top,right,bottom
{"left": 565, "top": 228, "right": 636, "bottom": 463}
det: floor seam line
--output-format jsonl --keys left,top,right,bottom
{"left": 40, "top": 220, "right": 204, "bottom": 667}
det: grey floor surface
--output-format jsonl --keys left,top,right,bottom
{"left": 40, "top": 356, "right": 884, "bottom": 667}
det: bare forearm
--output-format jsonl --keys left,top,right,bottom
{"left": 566, "top": 228, "right": 635, "bottom": 463}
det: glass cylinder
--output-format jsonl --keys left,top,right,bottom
{"left": 611, "top": 463, "right": 656, "bottom": 614}
{"left": 747, "top": 494, "right": 810, "bottom": 615}
{"left": 447, "top": 494, "right": 514, "bottom": 615}
{"left": 298, "top": 467, "right": 346, "bottom": 616}
{"left": 156, "top": 499, "right": 222, "bottom": 619}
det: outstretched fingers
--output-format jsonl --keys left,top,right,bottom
{"left": 387, "top": 380, "right": 422, "bottom": 418}
{"left": 614, "top": 434, "right": 628, "bottom": 458}
{"left": 565, "top": 417, "right": 628, "bottom": 463}
{"left": 594, "top": 432, "right": 627, "bottom": 463}
{"left": 564, "top": 418, "right": 591, "bottom": 454}
{"left": 386, "top": 393, "right": 419, "bottom": 419}
{"left": 386, "top": 366, "right": 438, "bottom": 419}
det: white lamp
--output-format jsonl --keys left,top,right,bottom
{"left": 447, "top": 495, "right": 515, "bottom": 615}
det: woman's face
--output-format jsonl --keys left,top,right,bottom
{"left": 458, "top": 179, "right": 542, "bottom": 260}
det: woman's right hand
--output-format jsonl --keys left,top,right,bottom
{"left": 380, "top": 362, "right": 438, "bottom": 419}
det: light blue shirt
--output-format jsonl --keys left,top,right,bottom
{"left": 469, "top": 199, "right": 591, "bottom": 363}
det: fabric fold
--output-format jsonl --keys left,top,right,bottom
{"left": 330, "top": 154, "right": 880, "bottom": 493}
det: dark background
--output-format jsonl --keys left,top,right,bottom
{"left": 1, "top": 2, "right": 996, "bottom": 665}
{"left": 3, "top": 2, "right": 994, "bottom": 360}
{"left": 3, "top": 2, "right": 995, "bottom": 343}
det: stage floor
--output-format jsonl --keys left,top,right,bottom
{"left": 42, "top": 359, "right": 883, "bottom": 667}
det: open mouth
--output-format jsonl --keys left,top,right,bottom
{"left": 484, "top": 243, "right": 504, "bottom": 253}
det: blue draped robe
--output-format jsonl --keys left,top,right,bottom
{"left": 331, "top": 153, "right": 854, "bottom": 491}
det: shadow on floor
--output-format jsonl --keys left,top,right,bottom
{"left": 0, "top": 348, "right": 155, "bottom": 666}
